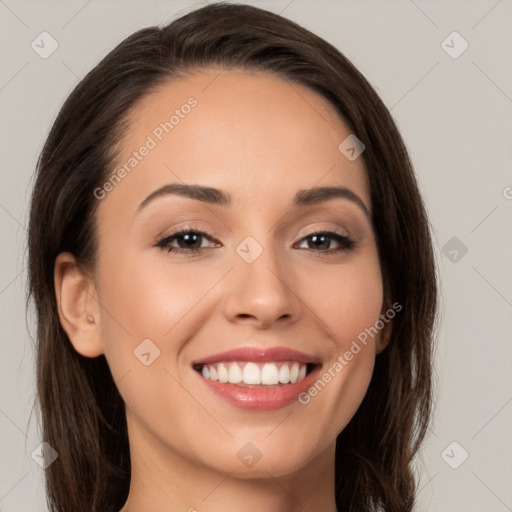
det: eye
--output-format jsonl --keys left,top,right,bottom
{"left": 155, "top": 227, "right": 219, "bottom": 256}
{"left": 295, "top": 229, "right": 356, "bottom": 254}
{"left": 154, "top": 227, "right": 357, "bottom": 257}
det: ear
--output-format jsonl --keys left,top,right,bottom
{"left": 375, "top": 301, "right": 394, "bottom": 354}
{"left": 54, "top": 252, "right": 104, "bottom": 358}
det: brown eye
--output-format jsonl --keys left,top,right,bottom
{"left": 155, "top": 228, "right": 219, "bottom": 255}
{"left": 296, "top": 231, "right": 356, "bottom": 253}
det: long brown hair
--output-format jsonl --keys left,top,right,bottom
{"left": 27, "top": 3, "right": 438, "bottom": 511}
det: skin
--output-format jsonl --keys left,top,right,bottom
{"left": 55, "top": 69, "right": 392, "bottom": 512}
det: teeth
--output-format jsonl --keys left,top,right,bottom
{"left": 261, "top": 363, "right": 279, "bottom": 385}
{"left": 198, "top": 361, "right": 310, "bottom": 386}
{"left": 243, "top": 362, "right": 261, "bottom": 384}
{"left": 278, "top": 364, "right": 290, "bottom": 384}
{"left": 217, "top": 363, "right": 229, "bottom": 383}
{"left": 289, "top": 362, "right": 300, "bottom": 383}
{"left": 228, "top": 362, "right": 243, "bottom": 384}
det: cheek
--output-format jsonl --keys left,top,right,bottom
{"left": 293, "top": 266, "right": 382, "bottom": 446}
{"left": 293, "top": 248, "right": 383, "bottom": 419}
{"left": 94, "top": 251, "right": 211, "bottom": 433}
{"left": 96, "top": 250, "right": 217, "bottom": 343}
{"left": 301, "top": 251, "right": 384, "bottom": 349}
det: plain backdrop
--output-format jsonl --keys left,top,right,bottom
{"left": 0, "top": 1, "right": 511, "bottom": 511}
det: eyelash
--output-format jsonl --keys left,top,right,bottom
{"left": 154, "top": 226, "right": 357, "bottom": 257}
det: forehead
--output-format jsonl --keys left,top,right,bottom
{"left": 101, "top": 68, "right": 370, "bottom": 218}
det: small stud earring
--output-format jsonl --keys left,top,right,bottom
{"left": 86, "top": 314, "right": 95, "bottom": 323}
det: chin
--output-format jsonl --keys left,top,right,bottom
{"left": 201, "top": 442, "right": 317, "bottom": 479}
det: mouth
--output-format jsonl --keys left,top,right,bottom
{"left": 191, "top": 346, "right": 322, "bottom": 410}
{"left": 192, "top": 361, "right": 318, "bottom": 387}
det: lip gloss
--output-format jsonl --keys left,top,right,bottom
{"left": 196, "top": 366, "right": 320, "bottom": 411}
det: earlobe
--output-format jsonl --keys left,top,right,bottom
{"left": 54, "top": 252, "right": 104, "bottom": 358}
{"left": 376, "top": 302, "right": 393, "bottom": 354}
{"left": 376, "top": 324, "right": 392, "bottom": 354}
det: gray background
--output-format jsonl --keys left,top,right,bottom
{"left": 1, "top": 0, "right": 511, "bottom": 510}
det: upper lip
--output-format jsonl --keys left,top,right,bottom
{"left": 191, "top": 346, "right": 322, "bottom": 366}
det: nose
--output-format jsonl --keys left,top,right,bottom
{"left": 222, "top": 243, "right": 301, "bottom": 329}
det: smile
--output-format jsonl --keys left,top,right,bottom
{"left": 193, "top": 361, "right": 312, "bottom": 386}
{"left": 191, "top": 346, "right": 322, "bottom": 410}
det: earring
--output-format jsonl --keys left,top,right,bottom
{"left": 86, "top": 314, "right": 95, "bottom": 323}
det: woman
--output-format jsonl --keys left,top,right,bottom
{"left": 27, "top": 3, "right": 438, "bottom": 511}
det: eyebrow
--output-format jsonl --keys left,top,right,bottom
{"left": 137, "top": 183, "right": 371, "bottom": 221}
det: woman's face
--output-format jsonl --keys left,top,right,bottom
{"left": 90, "top": 69, "right": 389, "bottom": 478}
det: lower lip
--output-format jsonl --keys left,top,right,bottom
{"left": 195, "top": 366, "right": 321, "bottom": 411}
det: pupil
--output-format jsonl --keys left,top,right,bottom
{"left": 180, "top": 233, "right": 200, "bottom": 248}
{"left": 310, "top": 234, "right": 329, "bottom": 250}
